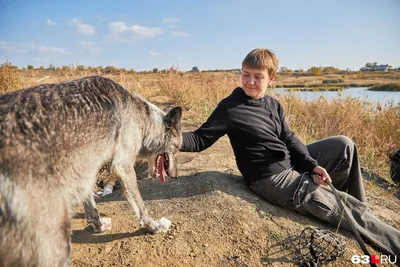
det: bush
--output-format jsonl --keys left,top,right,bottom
{"left": 323, "top": 66, "right": 340, "bottom": 74}
{"left": 355, "top": 71, "right": 364, "bottom": 79}
{"left": 104, "top": 66, "right": 115, "bottom": 74}
{"left": 311, "top": 67, "right": 322, "bottom": 76}
{"left": 0, "top": 61, "right": 22, "bottom": 94}
{"left": 322, "top": 79, "right": 344, "bottom": 84}
{"left": 368, "top": 83, "right": 400, "bottom": 92}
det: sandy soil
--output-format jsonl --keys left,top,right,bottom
{"left": 70, "top": 125, "right": 400, "bottom": 267}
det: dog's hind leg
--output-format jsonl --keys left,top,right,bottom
{"left": 45, "top": 204, "right": 72, "bottom": 267}
{"left": 115, "top": 164, "right": 171, "bottom": 233}
{"left": 83, "top": 194, "right": 112, "bottom": 232}
{"left": 36, "top": 201, "right": 73, "bottom": 267}
{"left": 59, "top": 207, "right": 72, "bottom": 267}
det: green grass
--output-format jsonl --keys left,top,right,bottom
{"left": 368, "top": 83, "right": 400, "bottom": 91}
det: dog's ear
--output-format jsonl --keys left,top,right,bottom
{"left": 163, "top": 105, "right": 175, "bottom": 113}
{"left": 164, "top": 107, "right": 182, "bottom": 130}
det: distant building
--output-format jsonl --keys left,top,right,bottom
{"left": 374, "top": 64, "right": 389, "bottom": 72}
{"left": 360, "top": 67, "right": 373, "bottom": 72}
{"left": 360, "top": 64, "right": 390, "bottom": 72}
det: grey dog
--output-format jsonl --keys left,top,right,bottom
{"left": 0, "top": 76, "right": 182, "bottom": 267}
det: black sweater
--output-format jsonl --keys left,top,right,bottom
{"left": 181, "top": 87, "right": 318, "bottom": 182}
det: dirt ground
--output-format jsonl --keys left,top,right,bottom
{"left": 70, "top": 103, "right": 400, "bottom": 267}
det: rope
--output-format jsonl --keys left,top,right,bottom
{"left": 326, "top": 179, "right": 377, "bottom": 267}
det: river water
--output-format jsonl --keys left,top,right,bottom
{"left": 272, "top": 87, "right": 400, "bottom": 106}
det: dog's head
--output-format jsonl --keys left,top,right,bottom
{"left": 148, "top": 106, "right": 182, "bottom": 183}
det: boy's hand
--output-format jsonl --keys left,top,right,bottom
{"left": 311, "top": 166, "right": 332, "bottom": 186}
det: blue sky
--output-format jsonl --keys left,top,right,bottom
{"left": 0, "top": 0, "right": 399, "bottom": 71}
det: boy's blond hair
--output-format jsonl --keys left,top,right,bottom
{"left": 242, "top": 48, "right": 279, "bottom": 78}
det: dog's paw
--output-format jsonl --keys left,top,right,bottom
{"left": 153, "top": 217, "right": 171, "bottom": 233}
{"left": 139, "top": 219, "right": 145, "bottom": 227}
{"left": 98, "top": 217, "right": 112, "bottom": 232}
{"left": 85, "top": 222, "right": 96, "bottom": 232}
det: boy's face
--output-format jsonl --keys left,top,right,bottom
{"left": 241, "top": 67, "right": 274, "bottom": 99}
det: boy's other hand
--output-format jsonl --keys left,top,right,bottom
{"left": 311, "top": 166, "right": 332, "bottom": 186}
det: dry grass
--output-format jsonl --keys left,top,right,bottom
{"left": 0, "top": 61, "right": 23, "bottom": 93}
{"left": 158, "top": 72, "right": 238, "bottom": 124}
{"left": 274, "top": 92, "right": 400, "bottom": 178}
{"left": 2, "top": 68, "right": 399, "bottom": 181}
{"left": 275, "top": 71, "right": 400, "bottom": 88}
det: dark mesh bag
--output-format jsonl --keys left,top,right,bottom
{"left": 391, "top": 150, "right": 400, "bottom": 184}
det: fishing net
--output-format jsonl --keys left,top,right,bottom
{"left": 298, "top": 227, "right": 345, "bottom": 266}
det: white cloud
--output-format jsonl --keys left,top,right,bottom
{"left": 0, "top": 41, "right": 25, "bottom": 54}
{"left": 163, "top": 18, "right": 180, "bottom": 25}
{"left": 31, "top": 57, "right": 46, "bottom": 62}
{"left": 46, "top": 19, "right": 58, "bottom": 26}
{"left": 171, "top": 31, "right": 191, "bottom": 37}
{"left": 149, "top": 51, "right": 162, "bottom": 56}
{"left": 168, "top": 24, "right": 179, "bottom": 29}
{"left": 0, "top": 41, "right": 71, "bottom": 56}
{"left": 30, "top": 44, "right": 71, "bottom": 55}
{"left": 71, "top": 18, "right": 96, "bottom": 36}
{"left": 36, "top": 46, "right": 68, "bottom": 54}
{"left": 79, "top": 41, "right": 102, "bottom": 54}
{"left": 107, "top": 21, "right": 163, "bottom": 43}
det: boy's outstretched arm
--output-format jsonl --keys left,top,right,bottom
{"left": 180, "top": 103, "right": 230, "bottom": 152}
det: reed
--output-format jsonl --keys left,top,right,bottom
{"left": 275, "top": 91, "right": 399, "bottom": 179}
{"left": 4, "top": 69, "right": 399, "bottom": 181}
{"left": 0, "top": 61, "right": 23, "bottom": 94}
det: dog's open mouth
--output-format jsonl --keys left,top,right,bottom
{"left": 155, "top": 153, "right": 169, "bottom": 184}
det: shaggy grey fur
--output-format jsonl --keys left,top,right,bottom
{"left": 0, "top": 76, "right": 182, "bottom": 267}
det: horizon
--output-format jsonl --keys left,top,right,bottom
{"left": 1, "top": 0, "right": 399, "bottom": 72}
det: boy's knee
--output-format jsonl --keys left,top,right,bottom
{"left": 333, "top": 135, "right": 355, "bottom": 149}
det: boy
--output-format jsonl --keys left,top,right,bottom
{"left": 180, "top": 48, "right": 400, "bottom": 256}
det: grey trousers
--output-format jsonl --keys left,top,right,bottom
{"left": 250, "top": 135, "right": 400, "bottom": 256}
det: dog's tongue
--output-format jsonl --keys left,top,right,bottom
{"left": 158, "top": 153, "right": 166, "bottom": 184}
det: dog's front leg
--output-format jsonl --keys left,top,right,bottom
{"left": 115, "top": 164, "right": 171, "bottom": 233}
{"left": 83, "top": 194, "right": 112, "bottom": 232}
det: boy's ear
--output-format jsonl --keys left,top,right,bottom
{"left": 267, "top": 75, "right": 275, "bottom": 86}
{"left": 164, "top": 107, "right": 182, "bottom": 130}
